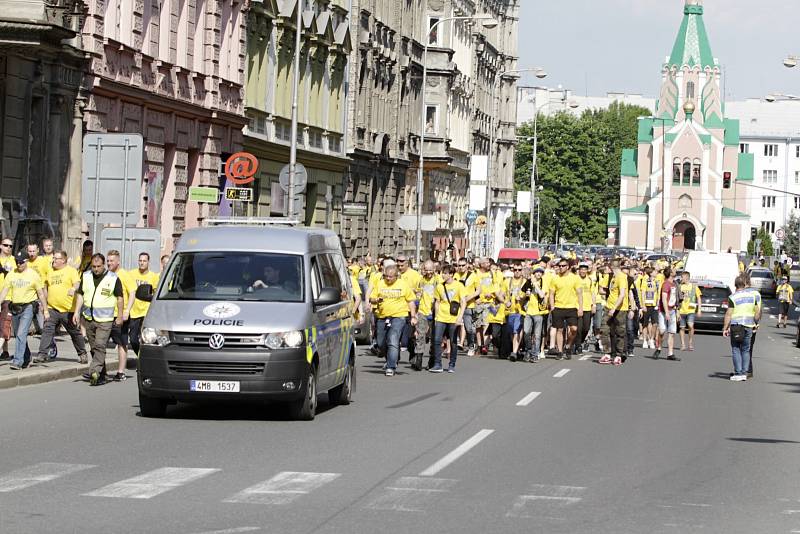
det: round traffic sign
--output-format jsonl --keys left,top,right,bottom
{"left": 279, "top": 163, "right": 308, "bottom": 193}
{"left": 776, "top": 228, "right": 786, "bottom": 240}
{"left": 465, "top": 210, "right": 478, "bottom": 224}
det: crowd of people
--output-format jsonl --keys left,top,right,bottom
{"left": 348, "top": 252, "right": 763, "bottom": 381}
{"left": 0, "top": 237, "right": 163, "bottom": 385}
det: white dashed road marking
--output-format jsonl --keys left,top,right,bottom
{"left": 507, "top": 484, "right": 587, "bottom": 518}
{"left": 365, "top": 476, "right": 457, "bottom": 512}
{"left": 553, "top": 368, "right": 571, "bottom": 378}
{"left": 0, "top": 463, "right": 95, "bottom": 492}
{"left": 190, "top": 528, "right": 261, "bottom": 534}
{"left": 516, "top": 392, "right": 542, "bottom": 407}
{"left": 579, "top": 354, "right": 593, "bottom": 361}
{"left": 223, "top": 472, "right": 340, "bottom": 505}
{"left": 84, "top": 467, "right": 219, "bottom": 499}
{"left": 419, "top": 429, "right": 495, "bottom": 477}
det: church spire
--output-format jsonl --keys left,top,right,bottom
{"left": 667, "top": 0, "right": 716, "bottom": 69}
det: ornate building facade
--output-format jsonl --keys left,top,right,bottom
{"left": 81, "top": 0, "right": 248, "bottom": 254}
{"left": 243, "top": 0, "right": 351, "bottom": 231}
{"left": 0, "top": 0, "right": 85, "bottom": 252}
{"left": 608, "top": 0, "right": 753, "bottom": 252}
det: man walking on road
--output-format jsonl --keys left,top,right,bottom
{"left": 776, "top": 276, "right": 793, "bottom": 328}
{"left": 431, "top": 265, "right": 466, "bottom": 373}
{"left": 73, "top": 254, "right": 124, "bottom": 386}
{"left": 106, "top": 250, "right": 134, "bottom": 381}
{"left": 723, "top": 274, "right": 761, "bottom": 382}
{"left": 0, "top": 237, "right": 16, "bottom": 359}
{"left": 0, "top": 251, "right": 48, "bottom": 369}
{"left": 599, "top": 260, "right": 628, "bottom": 365}
{"left": 678, "top": 271, "right": 702, "bottom": 351}
{"left": 370, "top": 264, "right": 417, "bottom": 377}
{"left": 127, "top": 252, "right": 160, "bottom": 356}
{"left": 655, "top": 267, "right": 679, "bottom": 361}
{"left": 549, "top": 259, "right": 583, "bottom": 360}
{"left": 33, "top": 250, "right": 87, "bottom": 364}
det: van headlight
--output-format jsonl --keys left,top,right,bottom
{"left": 264, "top": 331, "right": 304, "bottom": 350}
{"left": 141, "top": 328, "right": 170, "bottom": 347}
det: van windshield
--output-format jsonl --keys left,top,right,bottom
{"left": 159, "top": 252, "right": 304, "bottom": 302}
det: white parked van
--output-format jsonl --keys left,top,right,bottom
{"left": 683, "top": 251, "right": 739, "bottom": 292}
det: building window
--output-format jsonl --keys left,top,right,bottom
{"left": 796, "top": 171, "right": 800, "bottom": 184}
{"left": 740, "top": 143, "right": 749, "bottom": 154}
{"left": 691, "top": 159, "right": 701, "bottom": 186}
{"left": 672, "top": 158, "right": 681, "bottom": 184}
{"left": 765, "top": 144, "right": 779, "bottom": 157}
{"left": 795, "top": 197, "right": 800, "bottom": 210}
{"left": 761, "top": 221, "right": 776, "bottom": 233}
{"left": 763, "top": 169, "right": 778, "bottom": 184}
{"left": 679, "top": 194, "right": 692, "bottom": 208}
{"left": 796, "top": 145, "right": 800, "bottom": 158}
{"left": 427, "top": 17, "right": 440, "bottom": 46}
{"left": 309, "top": 130, "right": 323, "bottom": 150}
{"left": 686, "top": 81, "right": 695, "bottom": 99}
{"left": 425, "top": 105, "right": 438, "bottom": 134}
{"left": 682, "top": 160, "right": 691, "bottom": 186}
{"left": 329, "top": 136, "right": 342, "bottom": 154}
{"left": 762, "top": 196, "right": 776, "bottom": 208}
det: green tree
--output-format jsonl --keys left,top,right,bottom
{"left": 749, "top": 228, "right": 774, "bottom": 257}
{"left": 514, "top": 102, "right": 651, "bottom": 244}
{"left": 780, "top": 214, "right": 800, "bottom": 258}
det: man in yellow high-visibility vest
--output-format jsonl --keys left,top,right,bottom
{"left": 73, "top": 254, "right": 124, "bottom": 386}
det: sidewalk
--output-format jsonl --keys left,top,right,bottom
{"left": 0, "top": 333, "right": 122, "bottom": 390}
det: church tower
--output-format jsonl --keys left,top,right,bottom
{"left": 609, "top": 0, "right": 754, "bottom": 254}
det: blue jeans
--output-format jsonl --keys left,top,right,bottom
{"left": 523, "top": 314, "right": 544, "bottom": 357}
{"left": 730, "top": 327, "right": 753, "bottom": 375}
{"left": 626, "top": 312, "right": 637, "bottom": 353}
{"left": 10, "top": 303, "right": 34, "bottom": 367}
{"left": 433, "top": 321, "right": 459, "bottom": 369}
{"left": 377, "top": 317, "right": 406, "bottom": 370}
{"left": 462, "top": 308, "right": 477, "bottom": 348}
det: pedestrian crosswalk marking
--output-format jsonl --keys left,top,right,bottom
{"left": 553, "top": 368, "right": 571, "bottom": 378}
{"left": 223, "top": 472, "right": 340, "bottom": 505}
{"left": 506, "top": 484, "right": 587, "bottom": 518}
{"left": 0, "top": 462, "right": 95, "bottom": 493}
{"left": 83, "top": 467, "right": 220, "bottom": 499}
{"left": 365, "top": 476, "right": 457, "bottom": 512}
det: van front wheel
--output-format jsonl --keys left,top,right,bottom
{"left": 288, "top": 365, "right": 317, "bottom": 420}
{"left": 139, "top": 394, "right": 167, "bottom": 418}
{"left": 329, "top": 360, "right": 354, "bottom": 405}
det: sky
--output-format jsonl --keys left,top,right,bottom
{"left": 517, "top": 0, "right": 800, "bottom": 101}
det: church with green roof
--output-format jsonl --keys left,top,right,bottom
{"left": 608, "top": 0, "right": 753, "bottom": 252}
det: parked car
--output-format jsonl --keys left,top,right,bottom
{"left": 692, "top": 280, "right": 731, "bottom": 331}
{"left": 595, "top": 247, "right": 618, "bottom": 259}
{"left": 645, "top": 253, "right": 678, "bottom": 264}
{"left": 747, "top": 267, "right": 777, "bottom": 297}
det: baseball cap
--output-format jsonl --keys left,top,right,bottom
{"left": 578, "top": 262, "right": 590, "bottom": 269}
{"left": 14, "top": 250, "right": 27, "bottom": 264}
{"left": 533, "top": 267, "right": 545, "bottom": 274}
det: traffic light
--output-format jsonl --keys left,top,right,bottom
{"left": 750, "top": 227, "right": 758, "bottom": 241}
{"left": 723, "top": 171, "right": 731, "bottom": 189}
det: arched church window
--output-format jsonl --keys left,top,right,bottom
{"left": 683, "top": 160, "right": 692, "bottom": 186}
{"left": 673, "top": 158, "right": 682, "bottom": 184}
{"left": 686, "top": 81, "right": 695, "bottom": 99}
{"left": 679, "top": 194, "right": 692, "bottom": 209}
{"left": 692, "top": 159, "right": 701, "bottom": 186}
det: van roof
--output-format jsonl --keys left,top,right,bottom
{"left": 174, "top": 225, "right": 342, "bottom": 255}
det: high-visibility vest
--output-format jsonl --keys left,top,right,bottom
{"left": 81, "top": 271, "right": 118, "bottom": 322}
{"left": 643, "top": 279, "right": 659, "bottom": 306}
{"left": 729, "top": 288, "right": 759, "bottom": 328}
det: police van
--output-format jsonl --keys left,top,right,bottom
{"left": 136, "top": 219, "right": 356, "bottom": 420}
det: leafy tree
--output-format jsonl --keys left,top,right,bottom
{"left": 748, "top": 228, "right": 774, "bottom": 257}
{"left": 780, "top": 214, "right": 800, "bottom": 258}
{"left": 514, "top": 102, "right": 651, "bottom": 244}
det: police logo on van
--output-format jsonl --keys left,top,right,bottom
{"left": 195, "top": 303, "right": 245, "bottom": 327}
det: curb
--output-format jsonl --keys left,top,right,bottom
{"left": 0, "top": 357, "right": 121, "bottom": 390}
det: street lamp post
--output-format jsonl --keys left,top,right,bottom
{"left": 287, "top": 1, "right": 304, "bottom": 221}
{"left": 416, "top": 14, "right": 498, "bottom": 265}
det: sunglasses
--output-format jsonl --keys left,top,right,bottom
{"left": 1, "top": 243, "right": 11, "bottom": 247}
{"left": 558, "top": 264, "right": 569, "bottom": 268}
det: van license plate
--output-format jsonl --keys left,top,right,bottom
{"left": 190, "top": 380, "right": 240, "bottom": 392}
{"left": 700, "top": 305, "right": 716, "bottom": 313}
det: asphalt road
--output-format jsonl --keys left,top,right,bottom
{"left": 2, "top": 303, "right": 800, "bottom": 533}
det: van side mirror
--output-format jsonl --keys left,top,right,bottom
{"left": 135, "top": 283, "right": 154, "bottom": 303}
{"left": 315, "top": 287, "right": 341, "bottom": 307}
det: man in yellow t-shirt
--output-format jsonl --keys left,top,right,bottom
{"left": 107, "top": 250, "right": 136, "bottom": 381}
{"left": 548, "top": 259, "right": 583, "bottom": 359}
{"left": 455, "top": 259, "right": 478, "bottom": 355}
{"left": 431, "top": 264, "right": 466, "bottom": 372}
{"left": 678, "top": 271, "right": 702, "bottom": 351}
{"left": 638, "top": 267, "right": 662, "bottom": 351}
{"left": 34, "top": 250, "right": 87, "bottom": 364}
{"left": 26, "top": 243, "right": 51, "bottom": 334}
{"left": 0, "top": 237, "right": 16, "bottom": 359}
{"left": 468, "top": 257, "right": 496, "bottom": 355}
{"left": 127, "top": 252, "right": 161, "bottom": 357}
{"left": 777, "top": 276, "right": 794, "bottom": 328}
{"left": 370, "top": 265, "right": 417, "bottom": 376}
{"left": 523, "top": 266, "right": 549, "bottom": 361}
{"left": 576, "top": 263, "right": 596, "bottom": 354}
{"left": 0, "top": 252, "right": 48, "bottom": 369}
{"left": 506, "top": 265, "right": 527, "bottom": 361}
{"left": 599, "top": 260, "right": 629, "bottom": 365}
{"left": 411, "top": 261, "right": 440, "bottom": 370}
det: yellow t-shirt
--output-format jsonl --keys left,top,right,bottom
{"left": 45, "top": 266, "right": 80, "bottom": 313}
{"left": 551, "top": 273, "right": 580, "bottom": 310}
{"left": 477, "top": 271, "right": 496, "bottom": 303}
{"left": 29, "top": 255, "right": 51, "bottom": 282}
{"left": 640, "top": 277, "right": 661, "bottom": 307}
{"left": 492, "top": 270, "right": 504, "bottom": 286}
{"left": 524, "top": 279, "right": 549, "bottom": 316}
{"left": 113, "top": 269, "right": 136, "bottom": 315}
{"left": 0, "top": 255, "right": 16, "bottom": 273}
{"left": 434, "top": 282, "right": 465, "bottom": 324}
{"left": 417, "top": 275, "right": 440, "bottom": 317}
{"left": 778, "top": 283, "right": 794, "bottom": 303}
{"left": 606, "top": 272, "right": 630, "bottom": 311}
{"left": 460, "top": 272, "right": 480, "bottom": 309}
{"left": 678, "top": 282, "right": 702, "bottom": 314}
{"left": 400, "top": 268, "right": 422, "bottom": 292}
{"left": 487, "top": 303, "right": 506, "bottom": 324}
{"left": 578, "top": 275, "right": 594, "bottom": 312}
{"left": 348, "top": 264, "right": 360, "bottom": 278}
{"left": 506, "top": 277, "right": 527, "bottom": 314}
{"left": 3, "top": 268, "right": 43, "bottom": 304}
{"left": 128, "top": 269, "right": 161, "bottom": 319}
{"left": 350, "top": 275, "right": 362, "bottom": 297}
{"left": 373, "top": 278, "right": 415, "bottom": 318}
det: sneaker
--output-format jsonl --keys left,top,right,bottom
{"left": 508, "top": 352, "right": 517, "bottom": 362}
{"left": 612, "top": 356, "right": 623, "bottom": 366}
{"left": 428, "top": 366, "right": 443, "bottom": 373}
{"left": 0, "top": 351, "right": 10, "bottom": 361}
{"left": 564, "top": 352, "right": 572, "bottom": 360}
{"left": 555, "top": 353, "right": 563, "bottom": 361}
{"left": 730, "top": 374, "right": 745, "bottom": 381}
{"left": 8, "top": 364, "right": 21, "bottom": 370}
{"left": 467, "top": 348, "right": 475, "bottom": 357}
{"left": 82, "top": 372, "right": 92, "bottom": 380}
{"left": 447, "top": 367, "right": 455, "bottom": 373}
{"left": 89, "top": 372, "right": 107, "bottom": 386}
{"left": 457, "top": 344, "right": 465, "bottom": 351}
{"left": 652, "top": 349, "right": 661, "bottom": 360}
{"left": 480, "top": 345, "right": 488, "bottom": 356}
{"left": 112, "top": 372, "right": 127, "bottom": 382}
{"left": 598, "top": 355, "right": 612, "bottom": 364}
{"left": 385, "top": 368, "right": 395, "bottom": 377}
{"left": 32, "top": 356, "right": 47, "bottom": 364}
{"left": 667, "top": 354, "right": 681, "bottom": 361}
